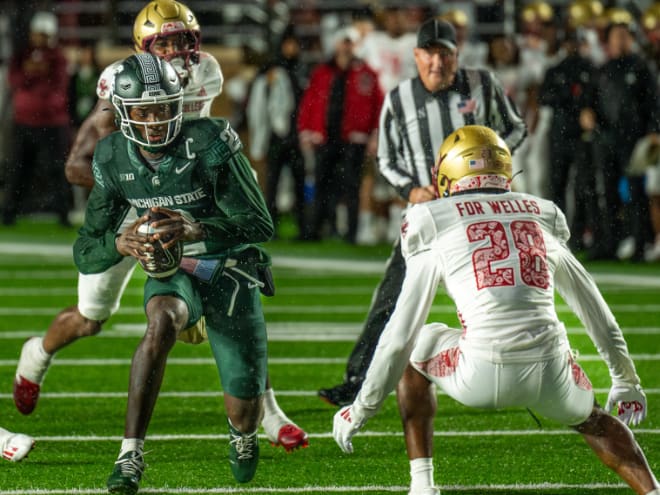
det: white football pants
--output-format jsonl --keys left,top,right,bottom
{"left": 410, "top": 323, "right": 594, "bottom": 426}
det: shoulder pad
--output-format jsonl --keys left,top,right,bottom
{"left": 177, "top": 118, "right": 243, "bottom": 163}
{"left": 93, "top": 132, "right": 124, "bottom": 165}
{"left": 97, "top": 61, "right": 121, "bottom": 100}
{"left": 401, "top": 204, "right": 437, "bottom": 259}
{"left": 552, "top": 203, "right": 571, "bottom": 243}
{"left": 91, "top": 132, "right": 124, "bottom": 189}
{"left": 196, "top": 51, "right": 223, "bottom": 96}
{"left": 529, "top": 195, "right": 571, "bottom": 244}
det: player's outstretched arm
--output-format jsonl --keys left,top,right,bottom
{"left": 65, "top": 99, "right": 117, "bottom": 189}
{"left": 555, "top": 250, "right": 645, "bottom": 426}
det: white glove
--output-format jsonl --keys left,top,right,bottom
{"left": 333, "top": 404, "right": 367, "bottom": 454}
{"left": 605, "top": 383, "right": 647, "bottom": 427}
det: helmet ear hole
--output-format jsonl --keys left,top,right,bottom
{"left": 439, "top": 176, "right": 450, "bottom": 197}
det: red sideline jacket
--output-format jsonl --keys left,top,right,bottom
{"left": 297, "top": 58, "right": 383, "bottom": 145}
{"left": 9, "top": 45, "right": 70, "bottom": 127}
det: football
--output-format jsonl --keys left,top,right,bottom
{"left": 136, "top": 211, "right": 183, "bottom": 279}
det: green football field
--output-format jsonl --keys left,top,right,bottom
{"left": 0, "top": 219, "right": 659, "bottom": 494}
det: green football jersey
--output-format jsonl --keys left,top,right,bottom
{"left": 74, "top": 118, "right": 274, "bottom": 274}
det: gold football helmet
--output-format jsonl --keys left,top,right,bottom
{"left": 438, "top": 9, "right": 469, "bottom": 28}
{"left": 133, "top": 0, "right": 201, "bottom": 69}
{"left": 603, "top": 7, "right": 634, "bottom": 27}
{"left": 433, "top": 126, "right": 512, "bottom": 198}
{"left": 642, "top": 3, "right": 660, "bottom": 33}
{"left": 567, "top": 0, "right": 604, "bottom": 28}
{"left": 521, "top": 1, "right": 554, "bottom": 24}
{"left": 642, "top": 6, "right": 659, "bottom": 32}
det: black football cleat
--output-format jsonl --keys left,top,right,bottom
{"left": 107, "top": 451, "right": 145, "bottom": 495}
{"left": 318, "top": 381, "right": 361, "bottom": 407}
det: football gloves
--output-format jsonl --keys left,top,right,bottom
{"left": 605, "top": 383, "right": 647, "bottom": 427}
{"left": 333, "top": 404, "right": 367, "bottom": 454}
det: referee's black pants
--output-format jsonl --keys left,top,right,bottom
{"left": 344, "top": 236, "right": 406, "bottom": 385}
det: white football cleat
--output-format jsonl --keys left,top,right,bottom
{"left": 262, "top": 413, "right": 309, "bottom": 452}
{"left": 2, "top": 433, "right": 35, "bottom": 462}
{"left": 261, "top": 388, "right": 309, "bottom": 452}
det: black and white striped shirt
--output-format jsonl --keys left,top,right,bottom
{"left": 377, "top": 68, "right": 527, "bottom": 200}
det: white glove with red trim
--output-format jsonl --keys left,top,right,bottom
{"left": 605, "top": 383, "right": 647, "bottom": 427}
{"left": 333, "top": 404, "right": 367, "bottom": 453}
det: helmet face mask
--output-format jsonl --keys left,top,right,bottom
{"left": 111, "top": 53, "right": 184, "bottom": 149}
{"left": 133, "top": 0, "right": 201, "bottom": 82}
{"left": 432, "top": 125, "right": 513, "bottom": 198}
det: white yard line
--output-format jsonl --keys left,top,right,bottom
{"left": 28, "top": 430, "right": 659, "bottom": 442}
{"left": 1, "top": 325, "right": 659, "bottom": 343}
{"left": 0, "top": 483, "right": 631, "bottom": 495}
{"left": 1, "top": 354, "right": 660, "bottom": 368}
{"left": 1, "top": 388, "right": 659, "bottom": 400}
{"left": 1, "top": 303, "right": 660, "bottom": 315}
{"left": 2, "top": 241, "right": 660, "bottom": 286}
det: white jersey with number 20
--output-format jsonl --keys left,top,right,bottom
{"left": 356, "top": 191, "right": 639, "bottom": 414}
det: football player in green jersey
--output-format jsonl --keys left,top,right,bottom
{"left": 14, "top": 0, "right": 308, "bottom": 455}
{"left": 76, "top": 53, "right": 272, "bottom": 493}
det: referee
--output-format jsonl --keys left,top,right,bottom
{"left": 319, "top": 17, "right": 527, "bottom": 406}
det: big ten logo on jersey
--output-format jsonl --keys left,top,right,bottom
{"left": 220, "top": 123, "right": 241, "bottom": 153}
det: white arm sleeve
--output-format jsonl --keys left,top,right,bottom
{"left": 353, "top": 248, "right": 442, "bottom": 418}
{"left": 554, "top": 249, "right": 640, "bottom": 386}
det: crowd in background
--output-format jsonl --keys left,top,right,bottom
{"left": 3, "top": 0, "right": 660, "bottom": 263}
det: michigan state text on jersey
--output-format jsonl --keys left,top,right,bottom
{"left": 75, "top": 117, "right": 270, "bottom": 274}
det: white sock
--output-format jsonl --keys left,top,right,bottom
{"left": 409, "top": 457, "right": 434, "bottom": 493}
{"left": 263, "top": 388, "right": 289, "bottom": 423}
{"left": 645, "top": 489, "right": 660, "bottom": 495}
{"left": 18, "top": 337, "right": 52, "bottom": 384}
{"left": 261, "top": 388, "right": 292, "bottom": 442}
{"left": 35, "top": 337, "right": 52, "bottom": 359}
{"left": 119, "top": 438, "right": 144, "bottom": 458}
